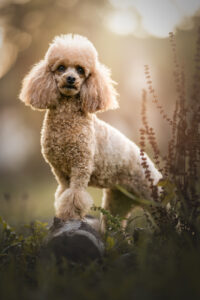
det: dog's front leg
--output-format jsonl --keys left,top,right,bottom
{"left": 54, "top": 166, "right": 93, "bottom": 221}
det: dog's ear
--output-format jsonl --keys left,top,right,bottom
{"left": 19, "top": 60, "right": 59, "bottom": 110}
{"left": 80, "top": 63, "right": 118, "bottom": 113}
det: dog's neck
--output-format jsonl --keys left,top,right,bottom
{"left": 56, "top": 94, "right": 83, "bottom": 114}
{"left": 46, "top": 94, "right": 93, "bottom": 129}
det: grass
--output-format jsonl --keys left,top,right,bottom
{"left": 1, "top": 216, "right": 200, "bottom": 300}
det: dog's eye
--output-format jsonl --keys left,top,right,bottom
{"left": 76, "top": 66, "right": 85, "bottom": 75}
{"left": 57, "top": 65, "right": 66, "bottom": 72}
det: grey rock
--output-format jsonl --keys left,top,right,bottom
{"left": 45, "top": 217, "right": 104, "bottom": 263}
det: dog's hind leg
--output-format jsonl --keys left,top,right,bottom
{"left": 101, "top": 188, "right": 133, "bottom": 231}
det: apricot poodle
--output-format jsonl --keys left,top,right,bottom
{"left": 19, "top": 34, "right": 161, "bottom": 227}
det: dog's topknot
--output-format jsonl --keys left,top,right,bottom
{"left": 46, "top": 34, "right": 98, "bottom": 73}
{"left": 51, "top": 34, "right": 97, "bottom": 55}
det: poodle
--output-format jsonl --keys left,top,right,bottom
{"left": 19, "top": 34, "right": 162, "bottom": 228}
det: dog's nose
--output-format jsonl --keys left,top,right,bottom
{"left": 67, "top": 76, "right": 76, "bottom": 84}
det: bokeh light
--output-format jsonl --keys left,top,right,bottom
{"left": 108, "top": 0, "right": 200, "bottom": 38}
{"left": 106, "top": 9, "right": 138, "bottom": 35}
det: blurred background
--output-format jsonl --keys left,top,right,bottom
{"left": 0, "top": 0, "right": 200, "bottom": 226}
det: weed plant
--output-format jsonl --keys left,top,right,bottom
{"left": 142, "top": 31, "right": 200, "bottom": 237}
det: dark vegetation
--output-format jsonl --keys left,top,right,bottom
{"left": 1, "top": 31, "right": 200, "bottom": 300}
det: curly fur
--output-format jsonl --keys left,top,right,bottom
{"left": 54, "top": 188, "right": 93, "bottom": 220}
{"left": 19, "top": 34, "right": 162, "bottom": 227}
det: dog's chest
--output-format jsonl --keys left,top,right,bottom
{"left": 41, "top": 109, "right": 91, "bottom": 173}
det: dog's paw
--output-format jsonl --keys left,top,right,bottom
{"left": 54, "top": 188, "right": 93, "bottom": 221}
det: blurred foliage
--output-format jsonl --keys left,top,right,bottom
{"left": 1, "top": 215, "right": 200, "bottom": 299}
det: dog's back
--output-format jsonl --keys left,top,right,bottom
{"left": 90, "top": 115, "right": 162, "bottom": 198}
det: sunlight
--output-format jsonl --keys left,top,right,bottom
{"left": 108, "top": 0, "right": 200, "bottom": 38}
{"left": 136, "top": 0, "right": 182, "bottom": 38}
{"left": 106, "top": 10, "right": 138, "bottom": 35}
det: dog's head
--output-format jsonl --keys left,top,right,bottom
{"left": 20, "top": 34, "right": 118, "bottom": 113}
{"left": 46, "top": 35, "right": 95, "bottom": 98}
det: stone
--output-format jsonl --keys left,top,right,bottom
{"left": 44, "top": 216, "right": 104, "bottom": 263}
